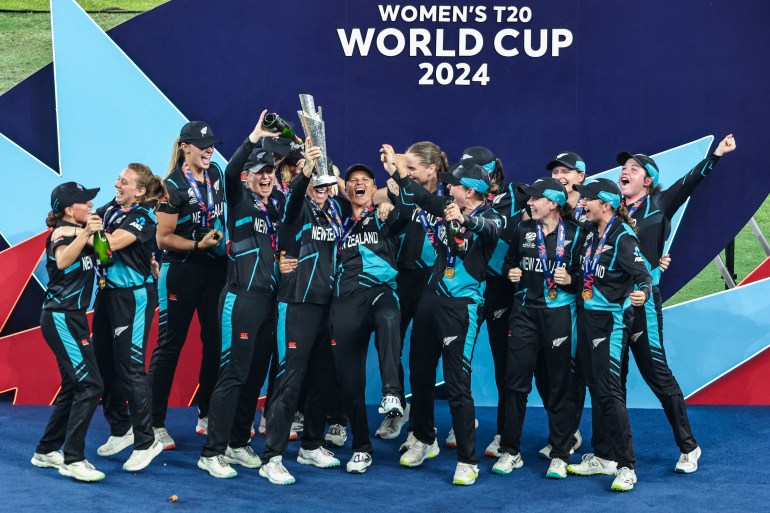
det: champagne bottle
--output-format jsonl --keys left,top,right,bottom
{"left": 263, "top": 113, "right": 302, "bottom": 144}
{"left": 443, "top": 198, "right": 467, "bottom": 256}
{"left": 93, "top": 230, "right": 113, "bottom": 267}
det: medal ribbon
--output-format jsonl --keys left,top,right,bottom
{"left": 181, "top": 162, "right": 215, "bottom": 229}
{"left": 582, "top": 215, "right": 617, "bottom": 295}
{"left": 621, "top": 195, "right": 647, "bottom": 218}
{"left": 252, "top": 193, "right": 281, "bottom": 253}
{"left": 338, "top": 204, "right": 376, "bottom": 256}
{"left": 536, "top": 216, "right": 566, "bottom": 299}
{"left": 310, "top": 197, "right": 342, "bottom": 242}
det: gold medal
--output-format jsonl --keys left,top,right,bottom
{"left": 548, "top": 289, "right": 557, "bottom": 300}
{"left": 582, "top": 289, "right": 593, "bottom": 300}
{"left": 98, "top": 277, "right": 106, "bottom": 290}
{"left": 445, "top": 267, "right": 455, "bottom": 279}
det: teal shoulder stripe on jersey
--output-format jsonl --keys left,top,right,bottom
{"left": 235, "top": 216, "right": 252, "bottom": 227}
{"left": 63, "top": 260, "right": 81, "bottom": 274}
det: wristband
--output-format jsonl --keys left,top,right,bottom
{"left": 194, "top": 240, "right": 199, "bottom": 251}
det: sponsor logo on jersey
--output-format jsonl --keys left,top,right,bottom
{"left": 169, "top": 294, "right": 178, "bottom": 301}
{"left": 81, "top": 339, "right": 90, "bottom": 346}
{"left": 213, "top": 179, "right": 220, "bottom": 192}
{"left": 443, "top": 336, "right": 458, "bottom": 346}
{"left": 288, "top": 341, "right": 297, "bottom": 349}
{"left": 552, "top": 336, "right": 568, "bottom": 348}
{"left": 240, "top": 332, "right": 249, "bottom": 340}
{"left": 130, "top": 221, "right": 144, "bottom": 231}
{"left": 493, "top": 308, "right": 507, "bottom": 320}
{"left": 372, "top": 292, "right": 384, "bottom": 305}
{"left": 114, "top": 326, "right": 129, "bottom": 337}
{"left": 602, "top": 245, "right": 613, "bottom": 252}
{"left": 592, "top": 337, "right": 606, "bottom": 348}
{"left": 331, "top": 339, "right": 337, "bottom": 346}
{"left": 631, "top": 331, "right": 645, "bottom": 342}
{"left": 523, "top": 231, "right": 536, "bottom": 248}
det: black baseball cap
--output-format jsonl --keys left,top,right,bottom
{"left": 616, "top": 152, "right": 660, "bottom": 187}
{"left": 516, "top": 177, "right": 567, "bottom": 206}
{"left": 460, "top": 146, "right": 497, "bottom": 173}
{"left": 263, "top": 137, "right": 293, "bottom": 158}
{"left": 546, "top": 151, "right": 586, "bottom": 172}
{"left": 51, "top": 182, "right": 100, "bottom": 213}
{"left": 179, "top": 121, "right": 221, "bottom": 148}
{"left": 439, "top": 162, "right": 491, "bottom": 193}
{"left": 573, "top": 178, "right": 622, "bottom": 209}
{"left": 244, "top": 148, "right": 276, "bottom": 173}
{"left": 285, "top": 145, "right": 305, "bottom": 164}
{"left": 344, "top": 163, "right": 375, "bottom": 181}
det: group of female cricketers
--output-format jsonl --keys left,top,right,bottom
{"left": 30, "top": 109, "right": 736, "bottom": 491}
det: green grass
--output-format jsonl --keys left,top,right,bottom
{"left": 0, "top": 1, "right": 166, "bottom": 11}
{"left": 0, "top": 2, "right": 768, "bottom": 304}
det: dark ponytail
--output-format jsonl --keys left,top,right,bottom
{"left": 46, "top": 210, "right": 64, "bottom": 228}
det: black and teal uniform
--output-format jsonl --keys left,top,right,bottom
{"left": 149, "top": 162, "right": 227, "bottom": 427}
{"left": 330, "top": 195, "right": 407, "bottom": 454}
{"left": 202, "top": 140, "right": 285, "bottom": 458}
{"left": 36, "top": 223, "right": 104, "bottom": 464}
{"left": 388, "top": 183, "right": 445, "bottom": 407}
{"left": 576, "top": 220, "right": 652, "bottom": 470}
{"left": 482, "top": 182, "right": 528, "bottom": 436}
{"left": 398, "top": 175, "right": 501, "bottom": 465}
{"left": 498, "top": 218, "right": 586, "bottom": 461}
{"left": 621, "top": 155, "right": 720, "bottom": 455}
{"left": 92, "top": 200, "right": 159, "bottom": 450}
{"left": 261, "top": 173, "right": 341, "bottom": 463}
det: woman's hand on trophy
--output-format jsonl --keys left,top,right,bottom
{"left": 508, "top": 267, "right": 522, "bottom": 283}
{"left": 377, "top": 201, "right": 395, "bottom": 221}
{"left": 302, "top": 140, "right": 322, "bottom": 177}
{"left": 250, "top": 109, "right": 280, "bottom": 143}
{"left": 278, "top": 251, "right": 298, "bottom": 274}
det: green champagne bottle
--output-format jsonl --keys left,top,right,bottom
{"left": 263, "top": 113, "right": 302, "bottom": 144}
{"left": 444, "top": 198, "right": 467, "bottom": 256}
{"left": 93, "top": 230, "right": 113, "bottom": 267}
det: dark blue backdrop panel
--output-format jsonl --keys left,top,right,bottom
{"left": 0, "top": 0, "right": 768, "bottom": 301}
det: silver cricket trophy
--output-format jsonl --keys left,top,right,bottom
{"left": 297, "top": 94, "right": 337, "bottom": 187}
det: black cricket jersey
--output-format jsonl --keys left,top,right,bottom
{"left": 578, "top": 221, "right": 652, "bottom": 312}
{"left": 502, "top": 218, "right": 586, "bottom": 309}
{"left": 390, "top": 184, "right": 445, "bottom": 271}
{"left": 96, "top": 200, "right": 157, "bottom": 289}
{"left": 159, "top": 162, "right": 227, "bottom": 265}
{"left": 626, "top": 154, "right": 721, "bottom": 286}
{"left": 42, "top": 221, "right": 96, "bottom": 311}
{"left": 224, "top": 139, "right": 286, "bottom": 295}
{"left": 335, "top": 197, "right": 407, "bottom": 297}
{"left": 277, "top": 173, "right": 341, "bottom": 304}
{"left": 397, "top": 175, "right": 501, "bottom": 305}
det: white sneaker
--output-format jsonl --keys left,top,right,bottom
{"left": 492, "top": 452, "right": 523, "bottom": 475}
{"left": 225, "top": 445, "right": 262, "bottom": 468}
{"left": 197, "top": 454, "right": 237, "bottom": 479}
{"left": 122, "top": 439, "right": 163, "bottom": 472}
{"left": 675, "top": 446, "right": 701, "bottom": 474}
{"left": 611, "top": 466, "right": 637, "bottom": 492}
{"left": 196, "top": 417, "right": 208, "bottom": 436}
{"left": 259, "top": 456, "right": 295, "bottom": 485}
{"left": 97, "top": 428, "right": 134, "bottom": 456}
{"left": 567, "top": 453, "right": 617, "bottom": 476}
{"left": 446, "top": 418, "right": 478, "bottom": 448}
{"left": 324, "top": 424, "right": 347, "bottom": 447}
{"left": 297, "top": 446, "right": 341, "bottom": 468}
{"left": 346, "top": 452, "right": 373, "bottom": 474}
{"left": 453, "top": 462, "right": 479, "bottom": 485}
{"left": 485, "top": 434, "right": 501, "bottom": 457}
{"left": 378, "top": 395, "right": 404, "bottom": 417}
{"left": 31, "top": 450, "right": 64, "bottom": 469}
{"left": 58, "top": 459, "right": 105, "bottom": 482}
{"left": 546, "top": 458, "right": 568, "bottom": 479}
{"left": 399, "top": 431, "right": 418, "bottom": 454}
{"left": 539, "top": 429, "right": 582, "bottom": 459}
{"left": 153, "top": 427, "right": 175, "bottom": 450}
{"left": 377, "top": 404, "right": 410, "bottom": 440}
{"left": 399, "top": 439, "right": 440, "bottom": 467}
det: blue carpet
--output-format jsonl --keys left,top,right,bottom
{"left": 1, "top": 403, "right": 768, "bottom": 512}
